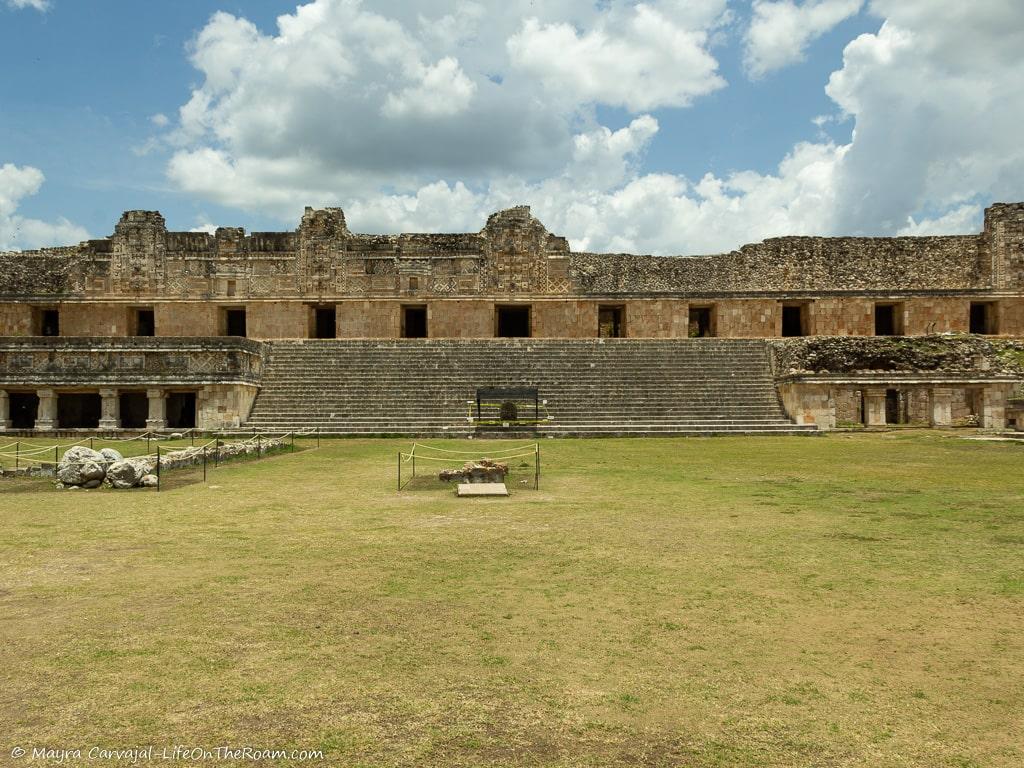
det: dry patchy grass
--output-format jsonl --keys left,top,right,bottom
{"left": 1, "top": 433, "right": 1022, "bottom": 767}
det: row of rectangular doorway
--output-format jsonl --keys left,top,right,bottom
{"left": 27, "top": 301, "right": 1002, "bottom": 340}
{"left": 6, "top": 392, "right": 196, "bottom": 430}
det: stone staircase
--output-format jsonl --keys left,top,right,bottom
{"left": 244, "top": 339, "right": 817, "bottom": 436}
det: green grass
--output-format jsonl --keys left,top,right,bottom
{"left": 1, "top": 433, "right": 1023, "bottom": 767}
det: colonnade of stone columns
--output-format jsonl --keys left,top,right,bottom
{"left": 0, "top": 387, "right": 171, "bottom": 431}
{"left": 861, "top": 385, "right": 1012, "bottom": 428}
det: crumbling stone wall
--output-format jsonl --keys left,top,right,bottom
{"left": 770, "top": 335, "right": 1024, "bottom": 377}
{"left": 571, "top": 235, "right": 986, "bottom": 295}
{"left": 3, "top": 205, "right": 1019, "bottom": 302}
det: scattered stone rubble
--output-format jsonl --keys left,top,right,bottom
{"left": 50, "top": 436, "right": 286, "bottom": 489}
{"left": 438, "top": 459, "right": 508, "bottom": 484}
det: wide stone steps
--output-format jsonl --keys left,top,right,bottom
{"left": 245, "top": 339, "right": 813, "bottom": 436}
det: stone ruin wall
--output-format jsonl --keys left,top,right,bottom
{"left": 0, "top": 202, "right": 1022, "bottom": 339}
{"left": 3, "top": 203, "right": 1023, "bottom": 301}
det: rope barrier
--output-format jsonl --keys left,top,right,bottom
{"left": 408, "top": 442, "right": 538, "bottom": 456}
{"left": 401, "top": 450, "right": 538, "bottom": 464}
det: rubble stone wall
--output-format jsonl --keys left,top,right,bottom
{"left": 1, "top": 203, "right": 1022, "bottom": 339}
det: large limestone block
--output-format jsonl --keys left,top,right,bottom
{"left": 57, "top": 447, "right": 107, "bottom": 486}
{"left": 106, "top": 457, "right": 156, "bottom": 489}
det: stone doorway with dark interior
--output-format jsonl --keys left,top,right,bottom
{"left": 402, "top": 305, "right": 428, "bottom": 338}
{"left": 496, "top": 305, "right": 531, "bottom": 338}
{"left": 166, "top": 392, "right": 197, "bottom": 430}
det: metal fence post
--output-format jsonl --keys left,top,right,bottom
{"left": 214, "top": 439, "right": 220, "bottom": 468}
{"left": 203, "top": 447, "right": 207, "bottom": 482}
{"left": 316, "top": 426, "right": 320, "bottom": 447}
{"left": 156, "top": 445, "right": 161, "bottom": 492}
{"left": 147, "top": 433, "right": 151, "bottom": 454}
{"left": 54, "top": 446, "right": 58, "bottom": 476}
{"left": 535, "top": 443, "right": 540, "bottom": 490}
{"left": 257, "top": 433, "right": 262, "bottom": 456}
{"left": 15, "top": 441, "right": 19, "bottom": 471}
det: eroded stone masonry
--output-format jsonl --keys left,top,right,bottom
{"left": 0, "top": 203, "right": 1022, "bottom": 433}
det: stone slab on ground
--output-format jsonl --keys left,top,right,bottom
{"left": 457, "top": 482, "right": 509, "bottom": 497}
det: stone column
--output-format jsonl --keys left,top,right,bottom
{"left": 863, "top": 388, "right": 887, "bottom": 427}
{"left": 0, "top": 390, "right": 10, "bottom": 431}
{"left": 146, "top": 388, "right": 167, "bottom": 430}
{"left": 36, "top": 388, "right": 57, "bottom": 431}
{"left": 978, "top": 385, "right": 1009, "bottom": 430}
{"left": 928, "top": 387, "right": 954, "bottom": 427}
{"left": 98, "top": 388, "right": 120, "bottom": 430}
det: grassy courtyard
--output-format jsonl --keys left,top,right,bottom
{"left": 1, "top": 433, "right": 1022, "bottom": 767}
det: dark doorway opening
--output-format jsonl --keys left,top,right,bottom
{"left": 119, "top": 392, "right": 148, "bottom": 429}
{"left": 782, "top": 305, "right": 806, "bottom": 337}
{"left": 496, "top": 305, "right": 531, "bottom": 338}
{"left": 875, "top": 304, "right": 897, "bottom": 336}
{"left": 970, "top": 302, "right": 995, "bottom": 334}
{"left": 166, "top": 392, "right": 197, "bottom": 429}
{"left": 224, "top": 308, "right": 247, "bottom": 337}
{"left": 58, "top": 393, "right": 101, "bottom": 429}
{"left": 598, "top": 305, "right": 625, "bottom": 338}
{"left": 314, "top": 306, "right": 336, "bottom": 339}
{"left": 39, "top": 309, "right": 60, "bottom": 337}
{"left": 134, "top": 308, "right": 155, "bottom": 337}
{"left": 885, "top": 389, "right": 901, "bottom": 425}
{"left": 9, "top": 392, "right": 38, "bottom": 429}
{"left": 402, "top": 305, "right": 428, "bottom": 338}
{"left": 688, "top": 307, "right": 713, "bottom": 337}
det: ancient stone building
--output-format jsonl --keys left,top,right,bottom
{"left": 1, "top": 203, "right": 1022, "bottom": 434}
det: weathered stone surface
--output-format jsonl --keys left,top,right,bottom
{"left": 100, "top": 448, "right": 123, "bottom": 462}
{"left": 439, "top": 459, "right": 508, "bottom": 484}
{"left": 771, "top": 335, "right": 1024, "bottom": 376}
{"left": 139, "top": 474, "right": 158, "bottom": 487}
{"left": 106, "top": 457, "right": 154, "bottom": 489}
{"left": 2, "top": 203, "right": 1021, "bottom": 303}
{"left": 56, "top": 447, "right": 107, "bottom": 486}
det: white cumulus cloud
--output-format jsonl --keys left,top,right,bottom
{"left": 6, "top": 0, "right": 50, "bottom": 11}
{"left": 507, "top": 1, "right": 728, "bottom": 111}
{"left": 161, "top": 0, "right": 1024, "bottom": 255}
{"left": 0, "top": 164, "right": 89, "bottom": 251}
{"left": 745, "top": 0, "right": 864, "bottom": 78}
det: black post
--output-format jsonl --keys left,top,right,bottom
{"left": 397, "top": 452, "right": 401, "bottom": 491}
{"left": 412, "top": 452, "right": 416, "bottom": 479}
{"left": 316, "top": 426, "right": 320, "bottom": 447}
{"left": 535, "top": 443, "right": 540, "bottom": 490}
{"left": 90, "top": 437, "right": 94, "bottom": 450}
{"left": 15, "top": 441, "right": 19, "bottom": 471}
{"left": 191, "top": 430, "right": 195, "bottom": 446}
{"left": 147, "top": 433, "right": 151, "bottom": 454}
{"left": 54, "top": 446, "right": 58, "bottom": 475}
{"left": 291, "top": 432, "right": 295, "bottom": 452}
{"left": 214, "top": 439, "right": 220, "bottom": 468}
{"left": 257, "top": 433, "right": 262, "bottom": 457}
{"left": 156, "top": 445, "right": 161, "bottom": 492}
{"left": 203, "top": 447, "right": 207, "bottom": 482}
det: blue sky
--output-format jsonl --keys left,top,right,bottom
{"left": 2, "top": 1, "right": 1022, "bottom": 255}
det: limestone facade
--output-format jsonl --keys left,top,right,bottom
{"left": 1, "top": 203, "right": 1022, "bottom": 340}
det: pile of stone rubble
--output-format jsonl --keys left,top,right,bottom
{"left": 56, "top": 446, "right": 156, "bottom": 489}
{"left": 55, "top": 436, "right": 287, "bottom": 490}
{"left": 438, "top": 459, "right": 508, "bottom": 484}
